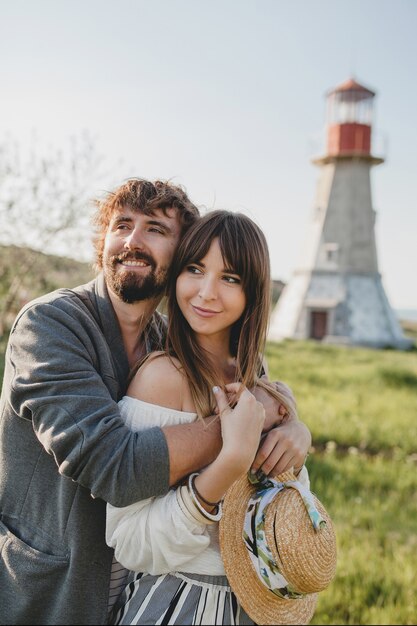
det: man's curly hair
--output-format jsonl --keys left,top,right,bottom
{"left": 92, "top": 178, "right": 200, "bottom": 269}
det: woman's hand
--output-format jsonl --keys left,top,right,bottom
{"left": 214, "top": 383, "right": 265, "bottom": 476}
{"left": 191, "top": 385, "right": 265, "bottom": 508}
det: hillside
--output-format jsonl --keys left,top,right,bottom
{"left": 0, "top": 245, "right": 95, "bottom": 335}
{"left": 0, "top": 244, "right": 95, "bottom": 289}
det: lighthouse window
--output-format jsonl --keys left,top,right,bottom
{"left": 331, "top": 93, "right": 373, "bottom": 125}
{"left": 325, "top": 243, "right": 339, "bottom": 263}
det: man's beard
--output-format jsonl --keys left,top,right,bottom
{"left": 104, "top": 251, "right": 169, "bottom": 303}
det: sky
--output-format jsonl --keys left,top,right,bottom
{"left": 1, "top": 0, "right": 416, "bottom": 309}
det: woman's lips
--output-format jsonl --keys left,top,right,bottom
{"left": 191, "top": 304, "right": 220, "bottom": 318}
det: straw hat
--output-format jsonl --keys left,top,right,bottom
{"left": 219, "top": 470, "right": 337, "bottom": 625}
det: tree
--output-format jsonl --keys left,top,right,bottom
{"left": 0, "top": 132, "right": 102, "bottom": 336}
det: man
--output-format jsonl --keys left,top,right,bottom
{"left": 0, "top": 178, "right": 310, "bottom": 625}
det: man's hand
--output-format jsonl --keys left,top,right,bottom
{"left": 252, "top": 380, "right": 295, "bottom": 431}
{"left": 251, "top": 419, "right": 311, "bottom": 477}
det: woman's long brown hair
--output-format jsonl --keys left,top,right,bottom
{"left": 164, "top": 210, "right": 297, "bottom": 420}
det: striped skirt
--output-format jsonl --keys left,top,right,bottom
{"left": 110, "top": 571, "right": 254, "bottom": 625}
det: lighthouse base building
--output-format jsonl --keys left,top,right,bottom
{"left": 269, "top": 270, "right": 410, "bottom": 349}
{"left": 269, "top": 78, "right": 412, "bottom": 350}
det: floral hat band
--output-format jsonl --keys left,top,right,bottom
{"left": 243, "top": 472, "right": 327, "bottom": 600}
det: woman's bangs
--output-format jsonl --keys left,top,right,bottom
{"left": 218, "top": 226, "right": 255, "bottom": 288}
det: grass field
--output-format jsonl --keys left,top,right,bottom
{"left": 266, "top": 339, "right": 417, "bottom": 625}
{"left": 1, "top": 335, "right": 416, "bottom": 624}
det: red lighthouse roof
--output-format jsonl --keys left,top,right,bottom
{"left": 328, "top": 77, "right": 375, "bottom": 97}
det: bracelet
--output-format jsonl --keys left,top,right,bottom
{"left": 187, "top": 474, "right": 223, "bottom": 522}
{"left": 190, "top": 473, "right": 221, "bottom": 507}
{"left": 180, "top": 484, "right": 221, "bottom": 524}
{"left": 176, "top": 486, "right": 213, "bottom": 525}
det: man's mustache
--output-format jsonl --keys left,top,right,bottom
{"left": 111, "top": 251, "right": 156, "bottom": 268}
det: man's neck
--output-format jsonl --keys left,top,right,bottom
{"left": 107, "top": 287, "right": 160, "bottom": 368}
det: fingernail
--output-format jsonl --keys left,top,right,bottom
{"left": 212, "top": 386, "right": 220, "bottom": 393}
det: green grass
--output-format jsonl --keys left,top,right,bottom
{"left": 1, "top": 336, "right": 416, "bottom": 623}
{"left": 266, "top": 340, "right": 417, "bottom": 455}
{"left": 309, "top": 454, "right": 417, "bottom": 625}
{"left": 266, "top": 340, "right": 417, "bottom": 625}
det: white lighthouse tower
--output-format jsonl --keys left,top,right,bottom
{"left": 269, "top": 77, "right": 410, "bottom": 349}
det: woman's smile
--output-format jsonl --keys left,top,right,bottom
{"left": 190, "top": 304, "right": 222, "bottom": 318}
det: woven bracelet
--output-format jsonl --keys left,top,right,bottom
{"left": 190, "top": 473, "right": 221, "bottom": 507}
{"left": 187, "top": 474, "right": 223, "bottom": 522}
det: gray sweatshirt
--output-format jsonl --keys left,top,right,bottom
{"left": 0, "top": 273, "right": 170, "bottom": 625}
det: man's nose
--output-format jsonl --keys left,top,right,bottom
{"left": 124, "top": 227, "right": 145, "bottom": 250}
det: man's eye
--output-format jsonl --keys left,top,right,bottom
{"left": 116, "top": 223, "right": 130, "bottom": 230}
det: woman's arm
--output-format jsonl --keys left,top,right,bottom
{"left": 192, "top": 385, "right": 265, "bottom": 509}
{"left": 106, "top": 356, "right": 218, "bottom": 572}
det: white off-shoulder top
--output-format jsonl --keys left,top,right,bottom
{"left": 106, "top": 396, "right": 310, "bottom": 577}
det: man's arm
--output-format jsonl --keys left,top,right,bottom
{"left": 9, "top": 302, "right": 171, "bottom": 507}
{"left": 163, "top": 379, "right": 311, "bottom": 485}
{"left": 162, "top": 417, "right": 222, "bottom": 486}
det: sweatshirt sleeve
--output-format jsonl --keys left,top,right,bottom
{"left": 7, "top": 300, "right": 170, "bottom": 507}
{"left": 106, "top": 491, "right": 210, "bottom": 574}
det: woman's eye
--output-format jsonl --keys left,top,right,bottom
{"left": 186, "top": 265, "right": 203, "bottom": 275}
{"left": 223, "top": 275, "right": 241, "bottom": 284}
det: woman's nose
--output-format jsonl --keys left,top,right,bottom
{"left": 198, "top": 276, "right": 217, "bottom": 300}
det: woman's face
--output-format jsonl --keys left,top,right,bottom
{"left": 176, "top": 238, "right": 246, "bottom": 342}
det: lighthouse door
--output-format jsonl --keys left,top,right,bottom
{"left": 310, "top": 311, "right": 328, "bottom": 340}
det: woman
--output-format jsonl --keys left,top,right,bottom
{"left": 106, "top": 210, "right": 310, "bottom": 625}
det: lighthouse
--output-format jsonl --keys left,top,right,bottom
{"left": 268, "top": 78, "right": 410, "bottom": 349}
